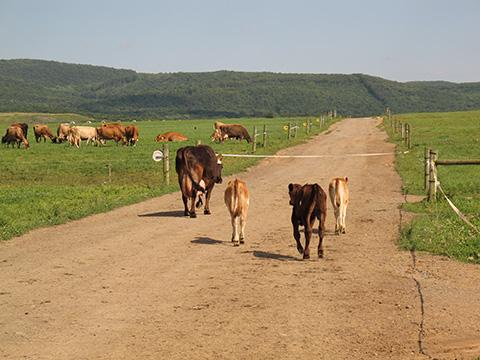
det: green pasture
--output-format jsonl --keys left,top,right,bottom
{"left": 385, "top": 110, "right": 480, "bottom": 264}
{"left": 0, "top": 113, "right": 335, "bottom": 240}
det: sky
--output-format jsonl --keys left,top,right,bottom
{"left": 0, "top": 0, "right": 479, "bottom": 82}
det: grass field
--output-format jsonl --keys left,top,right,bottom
{"left": 0, "top": 113, "right": 335, "bottom": 240}
{"left": 385, "top": 110, "right": 480, "bottom": 264}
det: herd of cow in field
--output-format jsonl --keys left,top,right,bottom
{"left": 0, "top": 120, "right": 254, "bottom": 150}
{"left": 0, "top": 122, "right": 140, "bottom": 148}
{"left": 2, "top": 119, "right": 349, "bottom": 259}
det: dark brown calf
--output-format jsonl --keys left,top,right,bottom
{"left": 288, "top": 183, "right": 327, "bottom": 259}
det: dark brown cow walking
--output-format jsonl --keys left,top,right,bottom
{"left": 288, "top": 183, "right": 327, "bottom": 259}
{"left": 175, "top": 145, "right": 223, "bottom": 218}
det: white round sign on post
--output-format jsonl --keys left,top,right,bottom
{"left": 152, "top": 150, "right": 164, "bottom": 162}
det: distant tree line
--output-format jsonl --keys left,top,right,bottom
{"left": 1, "top": 59, "right": 480, "bottom": 118}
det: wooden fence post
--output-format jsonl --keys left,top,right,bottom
{"left": 401, "top": 123, "right": 405, "bottom": 139}
{"left": 424, "top": 147, "right": 429, "bottom": 190}
{"left": 163, "top": 143, "right": 170, "bottom": 186}
{"left": 294, "top": 121, "right": 298, "bottom": 138}
{"left": 404, "top": 124, "right": 408, "bottom": 146}
{"left": 106, "top": 163, "right": 112, "bottom": 183}
{"left": 428, "top": 149, "right": 438, "bottom": 202}
{"left": 252, "top": 126, "right": 257, "bottom": 153}
{"left": 407, "top": 124, "right": 412, "bottom": 149}
{"left": 262, "top": 124, "right": 267, "bottom": 148}
{"left": 287, "top": 123, "right": 291, "bottom": 140}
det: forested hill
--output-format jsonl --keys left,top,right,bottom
{"left": 1, "top": 59, "right": 480, "bottom": 118}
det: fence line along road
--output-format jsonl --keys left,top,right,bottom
{"left": 221, "top": 152, "right": 398, "bottom": 159}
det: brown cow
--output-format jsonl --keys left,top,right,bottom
{"left": 2, "top": 126, "right": 29, "bottom": 149}
{"left": 57, "top": 123, "right": 71, "bottom": 142}
{"left": 175, "top": 145, "right": 223, "bottom": 218}
{"left": 33, "top": 124, "right": 56, "bottom": 143}
{"left": 97, "top": 124, "right": 126, "bottom": 144}
{"left": 10, "top": 123, "right": 28, "bottom": 138}
{"left": 288, "top": 183, "right": 327, "bottom": 259}
{"left": 224, "top": 178, "right": 250, "bottom": 246}
{"left": 212, "top": 123, "right": 252, "bottom": 143}
{"left": 125, "top": 125, "right": 139, "bottom": 146}
{"left": 155, "top": 132, "right": 188, "bottom": 142}
{"left": 328, "top": 177, "right": 349, "bottom": 235}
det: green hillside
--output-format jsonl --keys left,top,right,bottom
{"left": 1, "top": 59, "right": 480, "bottom": 118}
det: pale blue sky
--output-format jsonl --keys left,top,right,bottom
{"left": 1, "top": 0, "right": 479, "bottom": 82}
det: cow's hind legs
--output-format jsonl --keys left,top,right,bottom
{"left": 292, "top": 216, "right": 303, "bottom": 255}
{"left": 303, "top": 219, "right": 312, "bottom": 260}
{"left": 231, "top": 216, "right": 240, "bottom": 246}
{"left": 318, "top": 212, "right": 326, "bottom": 258}
{"left": 204, "top": 184, "right": 214, "bottom": 215}
{"left": 189, "top": 191, "right": 197, "bottom": 218}
{"left": 239, "top": 214, "right": 246, "bottom": 244}
{"left": 182, "top": 195, "right": 189, "bottom": 216}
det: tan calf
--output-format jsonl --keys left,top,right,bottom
{"left": 224, "top": 178, "right": 249, "bottom": 246}
{"left": 328, "top": 177, "right": 349, "bottom": 234}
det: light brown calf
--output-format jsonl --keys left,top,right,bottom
{"left": 224, "top": 178, "right": 249, "bottom": 246}
{"left": 155, "top": 132, "right": 188, "bottom": 142}
{"left": 328, "top": 177, "right": 349, "bottom": 234}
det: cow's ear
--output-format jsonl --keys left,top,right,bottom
{"left": 345, "top": 177, "right": 348, "bottom": 183}
{"left": 288, "top": 183, "right": 294, "bottom": 192}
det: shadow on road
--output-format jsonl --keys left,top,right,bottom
{"left": 138, "top": 210, "right": 185, "bottom": 218}
{"left": 191, "top": 237, "right": 225, "bottom": 245}
{"left": 248, "top": 250, "right": 300, "bottom": 261}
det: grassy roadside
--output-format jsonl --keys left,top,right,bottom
{"left": 0, "top": 113, "right": 338, "bottom": 240}
{"left": 383, "top": 110, "right": 480, "bottom": 264}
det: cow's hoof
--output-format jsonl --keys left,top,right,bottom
{"left": 233, "top": 241, "right": 240, "bottom": 247}
{"left": 342, "top": 229, "right": 346, "bottom": 234}
{"left": 184, "top": 211, "right": 190, "bottom": 217}
{"left": 303, "top": 253, "right": 310, "bottom": 260}
{"left": 204, "top": 209, "right": 211, "bottom": 215}
{"left": 239, "top": 239, "right": 245, "bottom": 244}
{"left": 318, "top": 250, "right": 324, "bottom": 258}
{"left": 189, "top": 213, "right": 197, "bottom": 218}
{"left": 296, "top": 244, "right": 304, "bottom": 254}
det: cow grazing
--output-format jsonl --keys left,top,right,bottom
{"left": 175, "top": 145, "right": 223, "bottom": 218}
{"left": 57, "top": 123, "right": 71, "bottom": 142}
{"left": 125, "top": 125, "right": 139, "bottom": 146}
{"left": 33, "top": 124, "right": 56, "bottom": 143}
{"left": 328, "top": 177, "right": 349, "bottom": 235}
{"left": 97, "top": 124, "right": 126, "bottom": 144}
{"left": 214, "top": 124, "right": 252, "bottom": 143}
{"left": 211, "top": 128, "right": 229, "bottom": 143}
{"left": 214, "top": 121, "right": 225, "bottom": 130}
{"left": 224, "top": 179, "right": 250, "bottom": 246}
{"left": 67, "top": 126, "right": 98, "bottom": 148}
{"left": 155, "top": 132, "right": 188, "bottom": 142}
{"left": 10, "top": 123, "right": 28, "bottom": 138}
{"left": 2, "top": 126, "right": 29, "bottom": 149}
{"left": 288, "top": 183, "right": 327, "bottom": 259}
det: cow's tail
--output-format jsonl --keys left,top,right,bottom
{"left": 312, "top": 183, "right": 327, "bottom": 220}
{"left": 334, "top": 178, "right": 342, "bottom": 207}
{"left": 183, "top": 154, "right": 206, "bottom": 194}
{"left": 233, "top": 179, "right": 240, "bottom": 217}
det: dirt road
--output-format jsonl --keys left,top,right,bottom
{"left": 1, "top": 118, "right": 479, "bottom": 359}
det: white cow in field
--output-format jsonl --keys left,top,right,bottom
{"left": 328, "top": 177, "right": 349, "bottom": 234}
{"left": 67, "top": 126, "right": 98, "bottom": 148}
{"left": 224, "top": 178, "right": 250, "bottom": 246}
